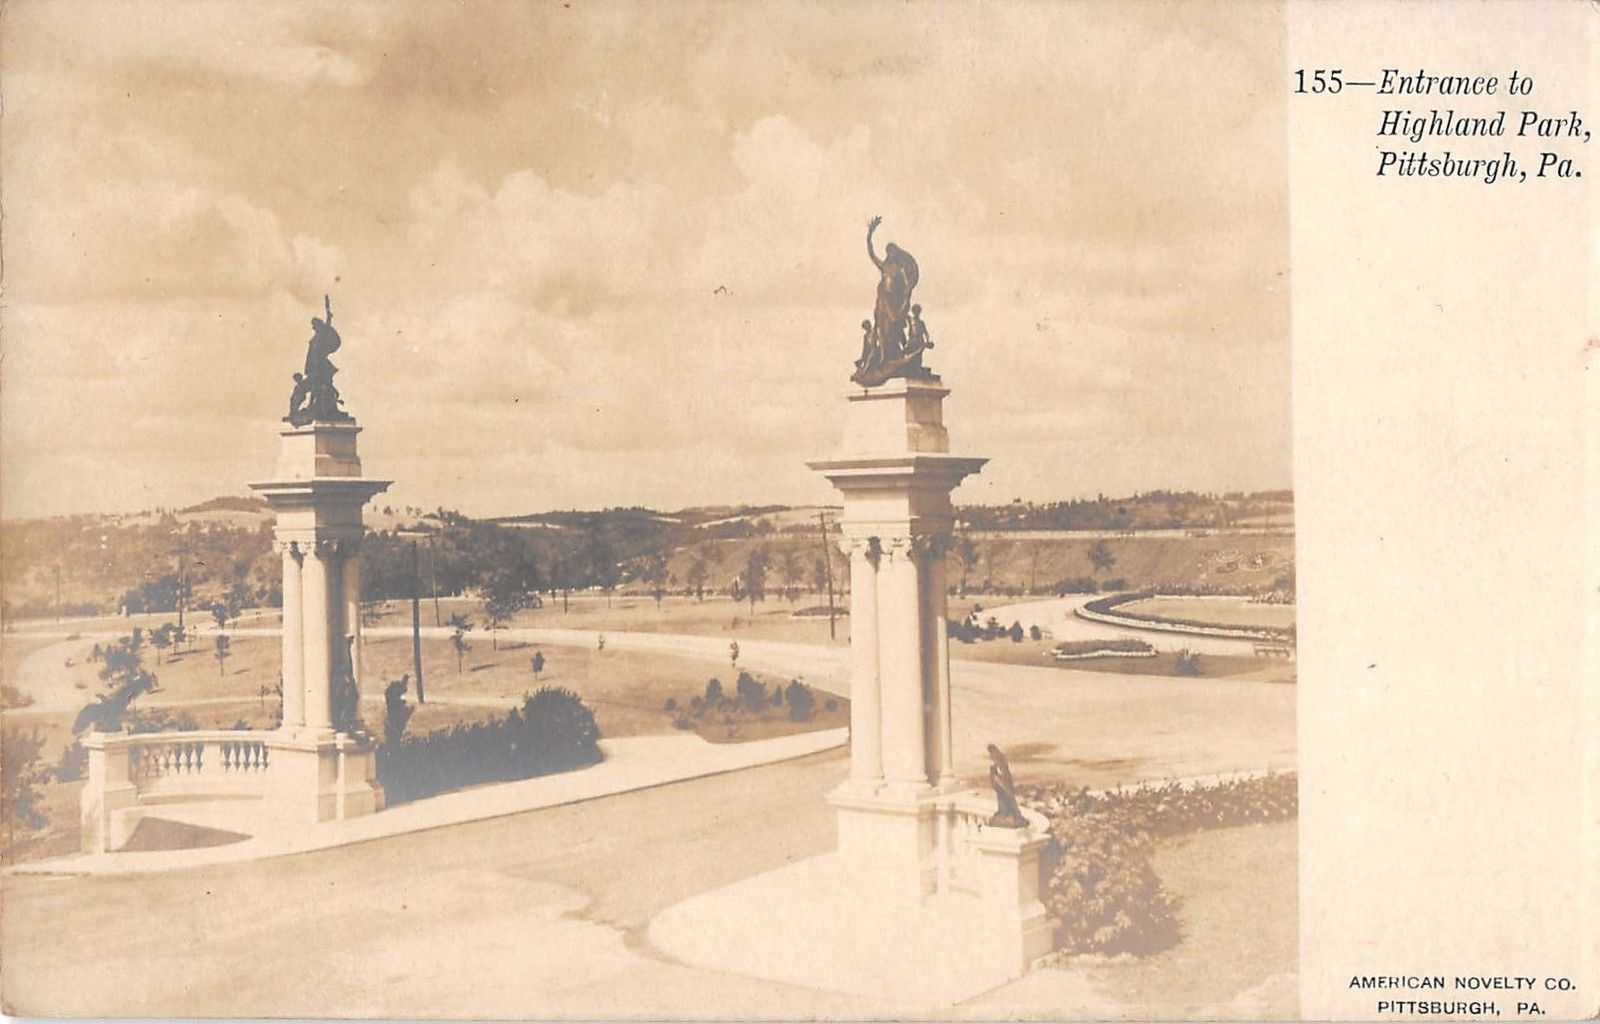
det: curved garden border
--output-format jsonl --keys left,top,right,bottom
{"left": 1076, "top": 593, "right": 1296, "bottom": 643}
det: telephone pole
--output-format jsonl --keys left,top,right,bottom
{"left": 818, "top": 510, "right": 837, "bottom": 640}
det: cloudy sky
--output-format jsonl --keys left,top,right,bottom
{"left": 1, "top": 0, "right": 1287, "bottom": 520}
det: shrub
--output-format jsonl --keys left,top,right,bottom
{"left": 735, "top": 671, "right": 766, "bottom": 712}
{"left": 1056, "top": 576, "right": 1098, "bottom": 595}
{"left": 377, "top": 687, "right": 601, "bottom": 804}
{"left": 663, "top": 697, "right": 678, "bottom": 712}
{"left": 785, "top": 680, "right": 816, "bottom": 721}
{"left": 704, "top": 678, "right": 724, "bottom": 703}
{"left": 1103, "top": 577, "right": 1128, "bottom": 592}
{"left": 1174, "top": 649, "right": 1204, "bottom": 676}
{"left": 672, "top": 715, "right": 693, "bottom": 730}
{"left": 1009, "top": 621, "right": 1025, "bottom": 643}
{"left": 1028, "top": 625, "right": 1043, "bottom": 641}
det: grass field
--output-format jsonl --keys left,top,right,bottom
{"left": 0, "top": 621, "right": 845, "bottom": 865}
{"left": 1120, "top": 596, "right": 1297, "bottom": 631}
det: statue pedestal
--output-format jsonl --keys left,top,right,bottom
{"left": 251, "top": 418, "right": 389, "bottom": 827}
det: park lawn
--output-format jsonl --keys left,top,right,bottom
{"left": 1121, "top": 596, "right": 1297, "bottom": 631}
{"left": 54, "top": 626, "right": 846, "bottom": 745}
{"left": 374, "top": 592, "right": 850, "bottom": 647}
{"left": 1079, "top": 821, "right": 1298, "bottom": 1018}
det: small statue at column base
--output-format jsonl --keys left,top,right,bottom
{"left": 986, "top": 742, "right": 1029, "bottom": 829}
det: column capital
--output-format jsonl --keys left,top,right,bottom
{"left": 880, "top": 535, "right": 929, "bottom": 563}
{"left": 275, "top": 540, "right": 305, "bottom": 560}
{"left": 839, "top": 535, "right": 882, "bottom": 562}
{"left": 310, "top": 538, "right": 355, "bottom": 558}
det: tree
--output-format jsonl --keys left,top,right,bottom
{"left": 784, "top": 680, "right": 816, "bottom": 722}
{"left": 642, "top": 550, "right": 669, "bottom": 609}
{"left": 214, "top": 634, "right": 232, "bottom": 676}
{"left": 210, "top": 600, "right": 232, "bottom": 634}
{"left": 780, "top": 549, "right": 804, "bottom": 601}
{"left": 956, "top": 534, "right": 980, "bottom": 595}
{"left": 448, "top": 613, "right": 474, "bottom": 673}
{"left": 150, "top": 622, "right": 175, "bottom": 665}
{"left": 74, "top": 632, "right": 156, "bottom": 733}
{"left": 729, "top": 641, "right": 740, "bottom": 670}
{"left": 531, "top": 650, "right": 546, "bottom": 681}
{"left": 3, "top": 727, "right": 51, "bottom": 841}
{"left": 686, "top": 557, "right": 709, "bottom": 602}
{"left": 1089, "top": 539, "right": 1117, "bottom": 575}
{"left": 744, "top": 548, "right": 769, "bottom": 613}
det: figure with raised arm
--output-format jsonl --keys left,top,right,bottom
{"left": 286, "top": 295, "right": 353, "bottom": 425}
{"left": 852, "top": 216, "right": 930, "bottom": 387}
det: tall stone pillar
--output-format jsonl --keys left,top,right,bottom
{"left": 810, "top": 377, "right": 985, "bottom": 901}
{"left": 301, "top": 541, "right": 336, "bottom": 733}
{"left": 877, "top": 535, "right": 929, "bottom": 794}
{"left": 929, "top": 544, "right": 957, "bottom": 786}
{"left": 843, "top": 536, "right": 883, "bottom": 792}
{"left": 341, "top": 544, "right": 363, "bottom": 691}
{"left": 279, "top": 543, "right": 306, "bottom": 729}
{"left": 252, "top": 419, "right": 388, "bottom": 823}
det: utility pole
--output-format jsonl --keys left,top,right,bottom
{"left": 818, "top": 510, "right": 837, "bottom": 640}
{"left": 176, "top": 547, "right": 188, "bottom": 635}
{"left": 428, "top": 539, "right": 441, "bottom": 627}
{"left": 411, "top": 540, "right": 426, "bottom": 703}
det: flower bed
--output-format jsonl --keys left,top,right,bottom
{"left": 1050, "top": 638, "right": 1156, "bottom": 661}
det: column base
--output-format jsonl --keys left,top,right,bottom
{"left": 828, "top": 783, "right": 945, "bottom": 903}
{"left": 263, "top": 730, "right": 384, "bottom": 826}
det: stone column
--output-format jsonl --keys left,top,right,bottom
{"left": 342, "top": 544, "right": 362, "bottom": 692}
{"left": 878, "top": 536, "right": 928, "bottom": 792}
{"left": 845, "top": 535, "right": 883, "bottom": 789}
{"left": 279, "top": 543, "right": 306, "bottom": 729}
{"left": 929, "top": 538, "right": 956, "bottom": 786}
{"left": 301, "top": 541, "right": 336, "bottom": 732}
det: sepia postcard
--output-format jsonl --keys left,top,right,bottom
{"left": 0, "top": 1, "right": 1594, "bottom": 1020}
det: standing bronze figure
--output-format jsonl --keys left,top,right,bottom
{"left": 285, "top": 295, "right": 353, "bottom": 426}
{"left": 852, "top": 216, "right": 936, "bottom": 388}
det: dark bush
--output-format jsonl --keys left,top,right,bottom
{"left": 377, "top": 687, "right": 601, "bottom": 804}
{"left": 785, "top": 680, "right": 815, "bottom": 721}
{"left": 1174, "top": 649, "right": 1204, "bottom": 676}
{"left": 664, "top": 696, "right": 678, "bottom": 712}
{"left": 735, "top": 671, "right": 766, "bottom": 712}
{"left": 704, "top": 678, "right": 724, "bottom": 703}
{"left": 1028, "top": 624, "right": 1043, "bottom": 641}
{"left": 1008, "top": 621, "right": 1025, "bottom": 643}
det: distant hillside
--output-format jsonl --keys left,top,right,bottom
{"left": 1, "top": 489, "right": 1294, "bottom": 620}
